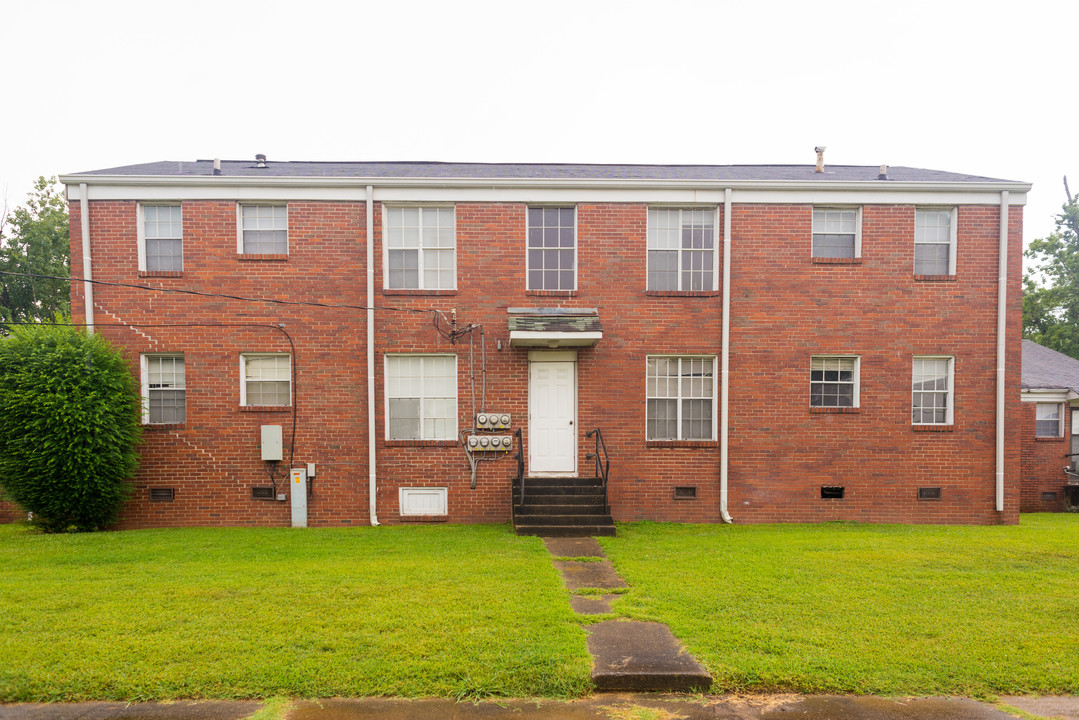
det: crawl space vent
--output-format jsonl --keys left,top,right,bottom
{"left": 149, "top": 487, "right": 175, "bottom": 502}
{"left": 1042, "top": 491, "right": 1058, "bottom": 502}
{"left": 251, "top": 487, "right": 276, "bottom": 500}
{"left": 918, "top": 487, "right": 942, "bottom": 501}
{"left": 820, "top": 486, "right": 845, "bottom": 499}
{"left": 673, "top": 486, "right": 697, "bottom": 500}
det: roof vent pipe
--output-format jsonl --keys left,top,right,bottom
{"left": 814, "top": 146, "right": 826, "bottom": 173}
{"left": 213, "top": 158, "right": 222, "bottom": 176}
{"left": 255, "top": 154, "right": 267, "bottom": 168}
{"left": 878, "top": 164, "right": 889, "bottom": 180}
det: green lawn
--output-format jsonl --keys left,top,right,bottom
{"left": 0, "top": 523, "right": 592, "bottom": 702}
{"left": 600, "top": 514, "right": 1079, "bottom": 697}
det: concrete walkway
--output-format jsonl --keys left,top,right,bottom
{"left": 542, "top": 537, "right": 712, "bottom": 693}
{"left": 4, "top": 694, "right": 1078, "bottom": 719}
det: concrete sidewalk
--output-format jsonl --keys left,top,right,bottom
{"left": 2, "top": 695, "right": 1078, "bottom": 720}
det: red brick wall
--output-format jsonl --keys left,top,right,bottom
{"left": 1020, "top": 402, "right": 1074, "bottom": 511}
{"left": 70, "top": 195, "right": 1024, "bottom": 528}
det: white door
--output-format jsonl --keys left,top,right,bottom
{"left": 529, "top": 361, "right": 577, "bottom": 475}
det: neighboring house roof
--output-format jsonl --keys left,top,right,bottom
{"left": 64, "top": 159, "right": 1021, "bottom": 184}
{"left": 1022, "top": 340, "right": 1079, "bottom": 394}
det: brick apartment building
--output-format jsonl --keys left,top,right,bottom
{"left": 48, "top": 157, "right": 1029, "bottom": 530}
{"left": 1021, "top": 339, "right": 1079, "bottom": 511}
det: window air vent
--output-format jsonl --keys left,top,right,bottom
{"left": 918, "top": 487, "right": 942, "bottom": 501}
{"left": 820, "top": 486, "right": 845, "bottom": 499}
{"left": 1042, "top": 491, "right": 1058, "bottom": 502}
{"left": 149, "top": 487, "right": 175, "bottom": 502}
{"left": 673, "top": 486, "right": 697, "bottom": 500}
{"left": 251, "top": 486, "right": 276, "bottom": 500}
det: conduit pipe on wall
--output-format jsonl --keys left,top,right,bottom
{"left": 367, "top": 184, "right": 379, "bottom": 526}
{"left": 720, "top": 188, "right": 733, "bottom": 523}
{"left": 80, "top": 183, "right": 94, "bottom": 332}
{"left": 996, "top": 191, "right": 1009, "bottom": 513}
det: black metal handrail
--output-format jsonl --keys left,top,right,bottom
{"left": 585, "top": 428, "right": 610, "bottom": 514}
{"left": 514, "top": 427, "right": 525, "bottom": 506}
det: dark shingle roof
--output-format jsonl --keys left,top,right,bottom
{"left": 1022, "top": 340, "right": 1079, "bottom": 393}
{"left": 507, "top": 307, "right": 603, "bottom": 334}
{"left": 68, "top": 159, "right": 1020, "bottom": 184}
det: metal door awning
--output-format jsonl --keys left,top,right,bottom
{"left": 508, "top": 307, "right": 603, "bottom": 348}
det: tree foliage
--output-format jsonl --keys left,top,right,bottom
{"left": 1024, "top": 180, "right": 1079, "bottom": 360}
{"left": 0, "top": 325, "right": 141, "bottom": 531}
{"left": 0, "top": 177, "right": 70, "bottom": 329}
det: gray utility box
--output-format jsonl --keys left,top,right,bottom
{"left": 261, "top": 425, "right": 283, "bottom": 461}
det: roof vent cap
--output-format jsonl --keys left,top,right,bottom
{"left": 255, "top": 154, "right": 267, "bottom": 168}
{"left": 814, "top": 146, "right": 826, "bottom": 173}
{"left": 878, "top": 164, "right": 889, "bottom": 180}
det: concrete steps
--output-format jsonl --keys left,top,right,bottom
{"left": 512, "top": 476, "right": 615, "bottom": 537}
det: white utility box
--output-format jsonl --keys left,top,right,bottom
{"left": 261, "top": 425, "right": 283, "bottom": 461}
{"left": 290, "top": 467, "right": 307, "bottom": 528}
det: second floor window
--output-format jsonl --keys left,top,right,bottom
{"left": 915, "top": 208, "right": 956, "bottom": 275}
{"left": 240, "top": 205, "right": 288, "bottom": 254}
{"left": 647, "top": 208, "right": 715, "bottom": 291}
{"left": 385, "top": 206, "right": 455, "bottom": 290}
{"left": 812, "top": 207, "right": 859, "bottom": 259}
{"left": 527, "top": 207, "right": 575, "bottom": 291}
{"left": 141, "top": 205, "right": 182, "bottom": 272}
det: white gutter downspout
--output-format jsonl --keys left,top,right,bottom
{"left": 995, "top": 191, "right": 1009, "bottom": 513}
{"left": 79, "top": 183, "right": 94, "bottom": 333}
{"left": 367, "top": 185, "right": 379, "bottom": 526}
{"left": 720, "top": 188, "right": 733, "bottom": 523}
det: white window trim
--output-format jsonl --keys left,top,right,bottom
{"left": 645, "top": 355, "right": 718, "bottom": 441}
{"left": 645, "top": 206, "right": 720, "bottom": 292}
{"left": 1035, "top": 402, "right": 1065, "bottom": 438}
{"left": 526, "top": 205, "right": 578, "bottom": 291}
{"left": 140, "top": 353, "right": 185, "bottom": 425}
{"left": 240, "top": 353, "right": 292, "bottom": 407}
{"left": 384, "top": 353, "right": 459, "bottom": 440}
{"left": 236, "top": 203, "right": 288, "bottom": 255}
{"left": 914, "top": 206, "right": 958, "bottom": 276}
{"left": 812, "top": 206, "right": 862, "bottom": 259}
{"left": 137, "top": 203, "right": 182, "bottom": 272}
{"left": 912, "top": 355, "right": 954, "bottom": 426}
{"left": 381, "top": 204, "right": 457, "bottom": 291}
{"left": 810, "top": 355, "right": 861, "bottom": 408}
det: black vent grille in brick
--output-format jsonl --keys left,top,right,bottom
{"left": 251, "top": 487, "right": 275, "bottom": 500}
{"left": 673, "top": 486, "right": 697, "bottom": 499}
{"left": 918, "top": 487, "right": 942, "bottom": 500}
{"left": 149, "top": 487, "right": 174, "bottom": 502}
{"left": 820, "top": 486, "right": 845, "bottom": 499}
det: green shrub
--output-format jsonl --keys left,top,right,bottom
{"left": 0, "top": 325, "right": 141, "bottom": 531}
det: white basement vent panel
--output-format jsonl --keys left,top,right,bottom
{"left": 399, "top": 487, "right": 448, "bottom": 516}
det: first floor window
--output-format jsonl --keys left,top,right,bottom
{"left": 143, "top": 354, "right": 185, "bottom": 424}
{"left": 1036, "top": 403, "right": 1063, "bottom": 437}
{"left": 239, "top": 205, "right": 288, "bottom": 254}
{"left": 242, "top": 353, "right": 291, "bottom": 406}
{"left": 646, "top": 356, "right": 715, "bottom": 440}
{"left": 647, "top": 207, "right": 716, "bottom": 291}
{"left": 811, "top": 356, "right": 859, "bottom": 408}
{"left": 812, "top": 207, "right": 859, "bottom": 258}
{"left": 386, "top": 355, "right": 457, "bottom": 440}
{"left": 527, "top": 207, "right": 576, "bottom": 290}
{"left": 141, "top": 204, "right": 183, "bottom": 272}
{"left": 384, "top": 206, "right": 456, "bottom": 289}
{"left": 912, "top": 356, "right": 953, "bottom": 425}
{"left": 915, "top": 207, "right": 956, "bottom": 275}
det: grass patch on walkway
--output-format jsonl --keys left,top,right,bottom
{"left": 600, "top": 514, "right": 1079, "bottom": 697}
{"left": 0, "top": 524, "right": 592, "bottom": 702}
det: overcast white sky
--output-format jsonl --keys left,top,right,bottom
{"left": 1, "top": 0, "right": 1075, "bottom": 252}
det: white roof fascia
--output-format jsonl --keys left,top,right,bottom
{"left": 62, "top": 176, "right": 1031, "bottom": 206}
{"left": 1020, "top": 389, "right": 1073, "bottom": 403}
{"left": 509, "top": 330, "right": 602, "bottom": 348}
